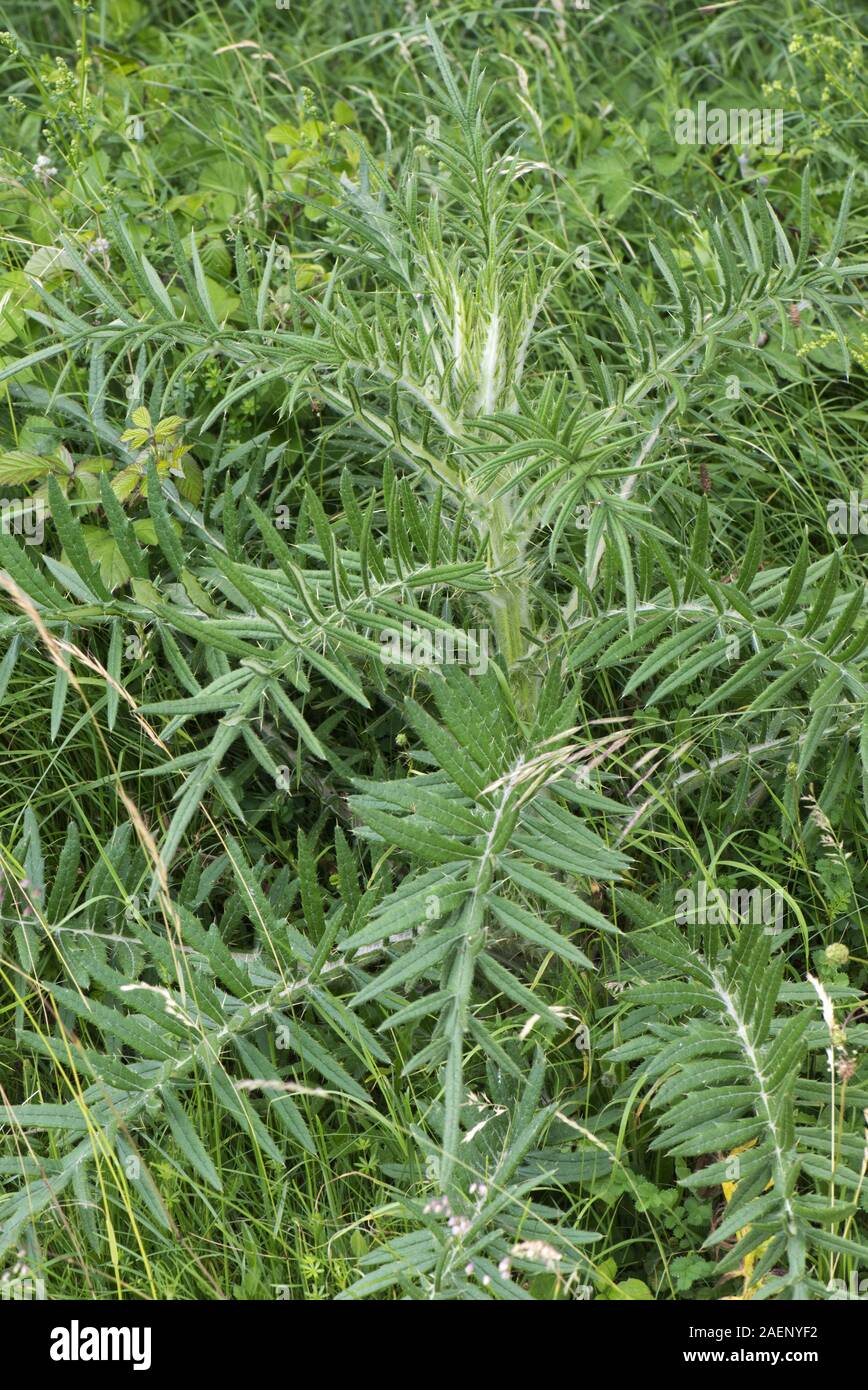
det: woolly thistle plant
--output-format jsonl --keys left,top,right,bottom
{"left": 0, "top": 20, "right": 866, "bottom": 1301}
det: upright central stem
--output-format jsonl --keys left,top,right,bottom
{"left": 485, "top": 496, "right": 536, "bottom": 719}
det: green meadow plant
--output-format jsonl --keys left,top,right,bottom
{"left": 0, "top": 2, "right": 866, "bottom": 1300}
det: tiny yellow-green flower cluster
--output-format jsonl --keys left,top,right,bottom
{"left": 850, "top": 337, "right": 868, "bottom": 372}
{"left": 796, "top": 330, "right": 837, "bottom": 358}
{"left": 788, "top": 30, "right": 861, "bottom": 77}
{"left": 762, "top": 78, "right": 798, "bottom": 102}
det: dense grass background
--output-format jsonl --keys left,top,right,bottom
{"left": 0, "top": 0, "right": 865, "bottom": 1301}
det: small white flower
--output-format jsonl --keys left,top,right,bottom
{"left": 84, "top": 236, "right": 111, "bottom": 265}
{"left": 424, "top": 1195, "right": 452, "bottom": 1218}
{"left": 32, "top": 153, "right": 58, "bottom": 185}
{"left": 510, "top": 1239, "right": 562, "bottom": 1271}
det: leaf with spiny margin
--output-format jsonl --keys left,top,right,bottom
{"left": 350, "top": 921, "right": 465, "bottom": 1008}
{"left": 145, "top": 459, "right": 185, "bottom": 576}
{"left": 645, "top": 637, "right": 730, "bottom": 705}
{"left": 232, "top": 1035, "right": 316, "bottom": 1153}
{"left": 275, "top": 1018, "right": 367, "bottom": 1102}
{"left": 162, "top": 1087, "right": 223, "bottom": 1192}
{"left": 487, "top": 895, "right": 594, "bottom": 969}
{"left": 341, "top": 867, "right": 468, "bottom": 951}
{"left": 356, "top": 804, "right": 477, "bottom": 865}
{"left": 505, "top": 860, "right": 620, "bottom": 935}
{"left": 736, "top": 502, "right": 763, "bottom": 592}
{"left": 47, "top": 476, "right": 111, "bottom": 600}
{"left": 404, "top": 698, "right": 489, "bottom": 798}
{"left": 224, "top": 833, "right": 312, "bottom": 964}
{"left": 622, "top": 617, "right": 718, "bottom": 698}
{"left": 477, "top": 951, "right": 568, "bottom": 1030}
{"left": 206, "top": 1064, "right": 284, "bottom": 1165}
{"left": 694, "top": 643, "right": 783, "bottom": 714}
{"left": 99, "top": 473, "right": 149, "bottom": 580}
